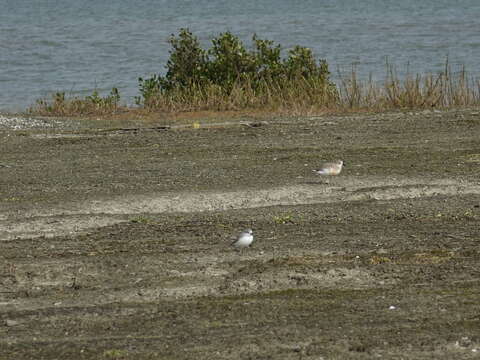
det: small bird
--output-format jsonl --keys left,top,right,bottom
{"left": 312, "top": 160, "right": 345, "bottom": 176}
{"left": 232, "top": 229, "right": 254, "bottom": 249}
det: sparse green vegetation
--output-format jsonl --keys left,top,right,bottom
{"left": 273, "top": 213, "right": 296, "bottom": 225}
{"left": 130, "top": 215, "right": 155, "bottom": 224}
{"left": 103, "top": 349, "right": 128, "bottom": 359}
{"left": 31, "top": 88, "right": 122, "bottom": 116}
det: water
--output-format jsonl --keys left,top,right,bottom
{"left": 1, "top": 0, "right": 479, "bottom": 112}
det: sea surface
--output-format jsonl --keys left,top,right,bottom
{"left": 1, "top": 0, "right": 479, "bottom": 112}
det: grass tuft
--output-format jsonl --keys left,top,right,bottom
{"left": 30, "top": 88, "right": 124, "bottom": 117}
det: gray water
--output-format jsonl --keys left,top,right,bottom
{"left": 1, "top": 0, "right": 479, "bottom": 112}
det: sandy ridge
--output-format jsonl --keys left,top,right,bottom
{"left": 1, "top": 178, "right": 478, "bottom": 241}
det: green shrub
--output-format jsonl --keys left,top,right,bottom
{"left": 136, "top": 28, "right": 338, "bottom": 109}
{"left": 158, "top": 28, "right": 209, "bottom": 90}
{"left": 137, "top": 28, "right": 209, "bottom": 106}
{"left": 207, "top": 31, "right": 257, "bottom": 90}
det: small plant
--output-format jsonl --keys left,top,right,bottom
{"left": 86, "top": 88, "right": 120, "bottom": 107}
{"left": 273, "top": 214, "right": 296, "bottom": 225}
{"left": 136, "top": 74, "right": 162, "bottom": 106}
{"left": 103, "top": 349, "right": 128, "bottom": 359}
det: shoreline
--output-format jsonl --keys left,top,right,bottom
{"left": 1, "top": 105, "right": 480, "bottom": 131}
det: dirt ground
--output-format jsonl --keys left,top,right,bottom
{"left": 1, "top": 109, "right": 480, "bottom": 359}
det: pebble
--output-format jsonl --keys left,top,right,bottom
{"left": 0, "top": 115, "right": 62, "bottom": 130}
{"left": 5, "top": 319, "right": 19, "bottom": 327}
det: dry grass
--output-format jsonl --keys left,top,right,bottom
{"left": 339, "top": 62, "right": 480, "bottom": 110}
{"left": 30, "top": 89, "right": 126, "bottom": 117}
{"left": 29, "top": 63, "right": 480, "bottom": 119}
{"left": 140, "top": 76, "right": 338, "bottom": 115}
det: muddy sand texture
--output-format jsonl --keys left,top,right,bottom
{"left": 1, "top": 109, "right": 480, "bottom": 359}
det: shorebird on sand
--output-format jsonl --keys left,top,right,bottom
{"left": 312, "top": 160, "right": 345, "bottom": 176}
{"left": 232, "top": 229, "right": 254, "bottom": 250}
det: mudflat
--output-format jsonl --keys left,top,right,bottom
{"left": 1, "top": 109, "right": 480, "bottom": 359}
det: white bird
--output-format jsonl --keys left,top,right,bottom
{"left": 312, "top": 160, "right": 345, "bottom": 176}
{"left": 232, "top": 229, "right": 254, "bottom": 249}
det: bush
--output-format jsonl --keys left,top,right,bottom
{"left": 137, "top": 28, "right": 338, "bottom": 110}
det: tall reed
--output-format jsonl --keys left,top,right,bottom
{"left": 338, "top": 61, "right": 480, "bottom": 111}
